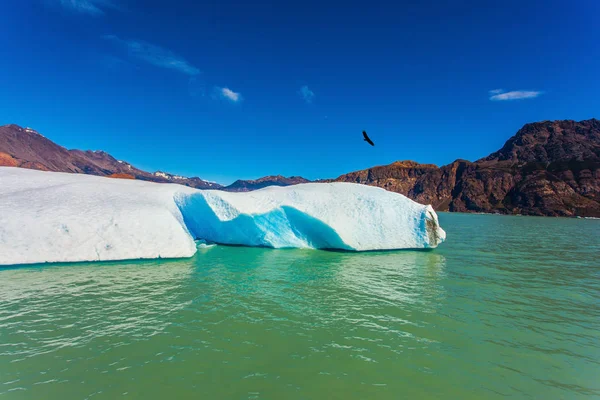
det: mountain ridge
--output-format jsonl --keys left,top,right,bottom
{"left": 0, "top": 124, "right": 221, "bottom": 189}
{"left": 225, "top": 175, "right": 311, "bottom": 192}
{"left": 331, "top": 119, "right": 600, "bottom": 216}
{"left": 2, "top": 119, "right": 599, "bottom": 216}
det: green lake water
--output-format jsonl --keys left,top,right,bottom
{"left": 1, "top": 213, "right": 599, "bottom": 399}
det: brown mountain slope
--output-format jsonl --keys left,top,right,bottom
{"left": 0, "top": 124, "right": 221, "bottom": 189}
{"left": 332, "top": 119, "right": 600, "bottom": 217}
{"left": 2, "top": 119, "right": 599, "bottom": 216}
{"left": 481, "top": 119, "right": 600, "bottom": 163}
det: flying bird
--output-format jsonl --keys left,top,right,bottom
{"left": 363, "top": 131, "right": 374, "bottom": 146}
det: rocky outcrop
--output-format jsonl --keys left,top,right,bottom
{"left": 108, "top": 173, "right": 136, "bottom": 179}
{"left": 481, "top": 119, "right": 600, "bottom": 163}
{"left": 332, "top": 119, "right": 600, "bottom": 217}
{"left": 0, "top": 152, "right": 19, "bottom": 167}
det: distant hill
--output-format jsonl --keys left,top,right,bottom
{"left": 0, "top": 124, "right": 221, "bottom": 189}
{"left": 2, "top": 119, "right": 599, "bottom": 216}
{"left": 224, "top": 175, "right": 310, "bottom": 192}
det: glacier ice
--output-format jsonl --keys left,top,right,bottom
{"left": 0, "top": 168, "right": 197, "bottom": 265}
{"left": 175, "top": 183, "right": 446, "bottom": 251}
{"left": 0, "top": 167, "right": 446, "bottom": 265}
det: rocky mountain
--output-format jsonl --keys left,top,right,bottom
{"left": 332, "top": 119, "right": 600, "bottom": 217}
{"left": 224, "top": 175, "right": 311, "bottom": 192}
{"left": 0, "top": 124, "right": 221, "bottom": 189}
{"left": 2, "top": 119, "right": 599, "bottom": 216}
{"left": 481, "top": 119, "right": 600, "bottom": 163}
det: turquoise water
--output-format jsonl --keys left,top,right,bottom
{"left": 1, "top": 213, "right": 599, "bottom": 399}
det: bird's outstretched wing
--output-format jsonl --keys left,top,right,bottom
{"left": 363, "top": 131, "right": 375, "bottom": 146}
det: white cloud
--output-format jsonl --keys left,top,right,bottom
{"left": 489, "top": 89, "right": 543, "bottom": 101}
{"left": 299, "top": 85, "right": 315, "bottom": 103}
{"left": 104, "top": 35, "right": 200, "bottom": 76}
{"left": 57, "top": 0, "right": 118, "bottom": 16}
{"left": 215, "top": 87, "right": 242, "bottom": 103}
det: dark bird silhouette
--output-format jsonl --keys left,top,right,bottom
{"left": 363, "top": 131, "right": 375, "bottom": 146}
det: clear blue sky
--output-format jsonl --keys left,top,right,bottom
{"left": 1, "top": 0, "right": 599, "bottom": 184}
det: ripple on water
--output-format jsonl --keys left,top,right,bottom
{"left": 1, "top": 214, "right": 599, "bottom": 399}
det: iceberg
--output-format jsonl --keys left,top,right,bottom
{"left": 0, "top": 167, "right": 445, "bottom": 265}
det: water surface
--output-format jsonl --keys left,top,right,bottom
{"left": 1, "top": 213, "right": 599, "bottom": 399}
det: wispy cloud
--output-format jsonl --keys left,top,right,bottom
{"left": 489, "top": 89, "right": 543, "bottom": 101}
{"left": 104, "top": 35, "right": 200, "bottom": 76}
{"left": 56, "top": 0, "right": 118, "bottom": 16}
{"left": 299, "top": 85, "right": 315, "bottom": 103}
{"left": 214, "top": 87, "right": 243, "bottom": 103}
{"left": 103, "top": 35, "right": 242, "bottom": 103}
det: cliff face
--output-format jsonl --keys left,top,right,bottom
{"left": 481, "top": 119, "right": 600, "bottom": 163}
{"left": 333, "top": 119, "right": 600, "bottom": 217}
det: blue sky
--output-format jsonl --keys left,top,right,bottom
{"left": 1, "top": 0, "right": 599, "bottom": 184}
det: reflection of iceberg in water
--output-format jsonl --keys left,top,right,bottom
{"left": 327, "top": 251, "right": 447, "bottom": 311}
{"left": 213, "top": 248, "right": 447, "bottom": 327}
{"left": 0, "top": 260, "right": 193, "bottom": 303}
{"left": 0, "top": 260, "right": 195, "bottom": 358}
{"left": 196, "top": 239, "right": 217, "bottom": 250}
{"left": 1, "top": 248, "right": 448, "bottom": 377}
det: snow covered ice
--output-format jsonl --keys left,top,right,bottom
{"left": 0, "top": 167, "right": 446, "bottom": 265}
{"left": 0, "top": 168, "right": 196, "bottom": 266}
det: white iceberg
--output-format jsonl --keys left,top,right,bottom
{"left": 0, "top": 167, "right": 445, "bottom": 265}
